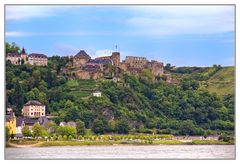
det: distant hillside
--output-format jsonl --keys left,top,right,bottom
{"left": 205, "top": 67, "right": 234, "bottom": 96}
{"left": 170, "top": 66, "right": 235, "bottom": 96}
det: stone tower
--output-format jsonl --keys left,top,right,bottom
{"left": 111, "top": 52, "right": 120, "bottom": 66}
{"left": 20, "top": 47, "right": 28, "bottom": 61}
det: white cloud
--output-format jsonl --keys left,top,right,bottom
{"left": 6, "top": 31, "right": 32, "bottom": 37}
{"left": 5, "top": 31, "right": 120, "bottom": 37}
{"left": 5, "top": 6, "right": 68, "bottom": 21}
{"left": 126, "top": 6, "right": 234, "bottom": 36}
{"left": 92, "top": 49, "right": 113, "bottom": 59}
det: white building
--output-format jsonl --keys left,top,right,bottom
{"left": 93, "top": 91, "right": 102, "bottom": 97}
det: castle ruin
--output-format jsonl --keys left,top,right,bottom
{"left": 61, "top": 50, "right": 165, "bottom": 81}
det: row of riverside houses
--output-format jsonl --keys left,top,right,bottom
{"left": 6, "top": 100, "right": 49, "bottom": 138}
{"left": 5, "top": 99, "right": 87, "bottom": 139}
{"left": 6, "top": 47, "right": 48, "bottom": 66}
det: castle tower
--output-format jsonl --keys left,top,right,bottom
{"left": 20, "top": 47, "right": 28, "bottom": 62}
{"left": 111, "top": 52, "right": 120, "bottom": 66}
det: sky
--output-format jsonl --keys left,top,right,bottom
{"left": 5, "top": 5, "right": 235, "bottom": 66}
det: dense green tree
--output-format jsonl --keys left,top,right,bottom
{"left": 179, "top": 120, "right": 196, "bottom": 135}
{"left": 56, "top": 126, "right": 77, "bottom": 137}
{"left": 22, "top": 125, "right": 32, "bottom": 137}
{"left": 92, "top": 119, "right": 105, "bottom": 134}
{"left": 26, "top": 90, "right": 36, "bottom": 101}
{"left": 116, "top": 119, "right": 130, "bottom": 134}
{"left": 106, "top": 120, "right": 116, "bottom": 133}
{"left": 76, "top": 119, "right": 85, "bottom": 135}
{"left": 32, "top": 123, "right": 43, "bottom": 138}
{"left": 6, "top": 42, "right": 20, "bottom": 54}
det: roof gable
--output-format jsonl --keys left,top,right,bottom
{"left": 74, "top": 50, "right": 91, "bottom": 59}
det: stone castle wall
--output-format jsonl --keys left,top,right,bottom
{"left": 63, "top": 51, "right": 164, "bottom": 80}
{"left": 73, "top": 57, "right": 89, "bottom": 67}
{"left": 95, "top": 52, "right": 120, "bottom": 67}
{"left": 124, "top": 56, "right": 148, "bottom": 69}
{"left": 148, "top": 60, "right": 164, "bottom": 76}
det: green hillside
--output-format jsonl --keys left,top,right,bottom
{"left": 205, "top": 67, "right": 234, "bottom": 96}
{"left": 170, "top": 66, "right": 235, "bottom": 96}
{"left": 6, "top": 58, "right": 234, "bottom": 136}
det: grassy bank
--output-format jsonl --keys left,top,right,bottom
{"left": 190, "top": 140, "right": 234, "bottom": 145}
{"left": 8, "top": 139, "right": 232, "bottom": 147}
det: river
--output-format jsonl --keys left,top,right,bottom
{"left": 5, "top": 145, "right": 235, "bottom": 159}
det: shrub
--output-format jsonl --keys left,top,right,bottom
{"left": 58, "top": 135, "right": 63, "bottom": 141}
{"left": 52, "top": 134, "right": 57, "bottom": 141}
{"left": 63, "top": 135, "right": 68, "bottom": 141}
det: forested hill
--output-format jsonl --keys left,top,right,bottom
{"left": 6, "top": 56, "right": 234, "bottom": 136}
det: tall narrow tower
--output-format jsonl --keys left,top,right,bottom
{"left": 20, "top": 47, "right": 28, "bottom": 62}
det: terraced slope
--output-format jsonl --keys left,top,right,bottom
{"left": 63, "top": 79, "right": 97, "bottom": 98}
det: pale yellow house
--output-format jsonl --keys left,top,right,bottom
{"left": 22, "top": 100, "right": 45, "bottom": 118}
{"left": 6, "top": 108, "right": 16, "bottom": 135}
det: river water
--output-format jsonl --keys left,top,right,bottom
{"left": 5, "top": 145, "right": 235, "bottom": 159}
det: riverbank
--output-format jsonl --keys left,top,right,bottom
{"left": 6, "top": 139, "right": 233, "bottom": 148}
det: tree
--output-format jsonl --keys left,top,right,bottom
{"left": 32, "top": 88, "right": 40, "bottom": 99}
{"left": 79, "top": 110, "right": 96, "bottom": 128}
{"left": 32, "top": 122, "right": 43, "bottom": 138}
{"left": 141, "top": 69, "right": 153, "bottom": 81}
{"left": 92, "top": 119, "right": 105, "bottom": 134}
{"left": 164, "top": 63, "right": 172, "bottom": 71}
{"left": 76, "top": 119, "right": 85, "bottom": 135}
{"left": 106, "top": 120, "right": 116, "bottom": 133}
{"left": 26, "top": 90, "right": 35, "bottom": 101}
{"left": 39, "top": 80, "right": 48, "bottom": 93}
{"left": 44, "top": 121, "right": 57, "bottom": 134}
{"left": 19, "top": 71, "right": 29, "bottom": 80}
{"left": 22, "top": 125, "right": 32, "bottom": 137}
{"left": 116, "top": 119, "right": 130, "bottom": 134}
{"left": 32, "top": 69, "right": 41, "bottom": 85}
{"left": 10, "top": 82, "right": 24, "bottom": 114}
{"left": 6, "top": 42, "right": 20, "bottom": 54}
{"left": 179, "top": 120, "right": 196, "bottom": 135}
{"left": 65, "top": 106, "right": 79, "bottom": 122}
{"left": 56, "top": 126, "right": 77, "bottom": 137}
{"left": 21, "top": 59, "right": 25, "bottom": 65}
{"left": 52, "top": 134, "right": 57, "bottom": 140}
{"left": 38, "top": 91, "right": 47, "bottom": 104}
{"left": 63, "top": 135, "right": 68, "bottom": 141}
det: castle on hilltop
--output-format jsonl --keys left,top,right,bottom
{"left": 6, "top": 46, "right": 167, "bottom": 82}
{"left": 61, "top": 50, "right": 164, "bottom": 81}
